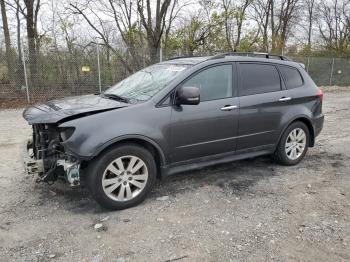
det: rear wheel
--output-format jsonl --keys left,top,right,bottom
{"left": 86, "top": 144, "right": 157, "bottom": 210}
{"left": 274, "top": 121, "right": 310, "bottom": 165}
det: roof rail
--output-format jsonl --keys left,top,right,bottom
{"left": 210, "top": 52, "right": 291, "bottom": 61}
{"left": 167, "top": 55, "right": 201, "bottom": 61}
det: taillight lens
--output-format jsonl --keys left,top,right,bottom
{"left": 317, "top": 88, "right": 324, "bottom": 102}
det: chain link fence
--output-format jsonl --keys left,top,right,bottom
{"left": 291, "top": 56, "right": 350, "bottom": 87}
{"left": 1, "top": 41, "right": 350, "bottom": 104}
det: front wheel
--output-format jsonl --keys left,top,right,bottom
{"left": 274, "top": 121, "right": 310, "bottom": 166}
{"left": 86, "top": 144, "right": 157, "bottom": 210}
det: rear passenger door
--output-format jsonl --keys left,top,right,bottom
{"left": 237, "top": 62, "right": 290, "bottom": 152}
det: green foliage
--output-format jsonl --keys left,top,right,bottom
{"left": 168, "top": 14, "right": 219, "bottom": 55}
{"left": 235, "top": 30, "right": 261, "bottom": 52}
{"left": 124, "top": 23, "right": 144, "bottom": 46}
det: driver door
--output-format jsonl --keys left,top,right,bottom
{"left": 170, "top": 63, "right": 239, "bottom": 163}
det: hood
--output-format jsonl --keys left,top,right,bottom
{"left": 23, "top": 94, "right": 129, "bottom": 124}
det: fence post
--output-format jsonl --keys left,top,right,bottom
{"left": 160, "top": 43, "right": 163, "bottom": 62}
{"left": 21, "top": 39, "right": 30, "bottom": 102}
{"left": 96, "top": 43, "right": 102, "bottom": 93}
{"left": 329, "top": 57, "right": 335, "bottom": 87}
{"left": 306, "top": 57, "right": 310, "bottom": 73}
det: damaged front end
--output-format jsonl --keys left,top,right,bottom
{"left": 22, "top": 94, "right": 130, "bottom": 186}
{"left": 24, "top": 124, "right": 80, "bottom": 186}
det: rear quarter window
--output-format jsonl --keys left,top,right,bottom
{"left": 239, "top": 63, "right": 281, "bottom": 96}
{"left": 279, "top": 65, "right": 303, "bottom": 89}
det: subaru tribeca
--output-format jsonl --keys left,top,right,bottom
{"left": 23, "top": 53, "right": 324, "bottom": 210}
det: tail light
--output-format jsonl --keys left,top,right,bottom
{"left": 316, "top": 88, "right": 324, "bottom": 102}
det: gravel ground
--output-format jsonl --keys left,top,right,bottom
{"left": 0, "top": 88, "right": 349, "bottom": 262}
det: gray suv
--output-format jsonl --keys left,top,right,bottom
{"left": 23, "top": 53, "right": 324, "bottom": 210}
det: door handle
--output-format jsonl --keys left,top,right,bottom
{"left": 279, "top": 97, "right": 292, "bottom": 102}
{"left": 220, "top": 105, "right": 238, "bottom": 111}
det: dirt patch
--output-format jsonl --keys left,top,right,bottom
{"left": 0, "top": 91, "right": 349, "bottom": 261}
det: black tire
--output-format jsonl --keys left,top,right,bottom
{"left": 274, "top": 121, "right": 310, "bottom": 166}
{"left": 86, "top": 143, "right": 157, "bottom": 210}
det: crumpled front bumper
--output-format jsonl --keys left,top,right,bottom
{"left": 23, "top": 139, "right": 81, "bottom": 185}
{"left": 23, "top": 139, "right": 44, "bottom": 175}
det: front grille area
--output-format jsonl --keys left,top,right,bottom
{"left": 27, "top": 124, "right": 79, "bottom": 184}
{"left": 31, "top": 124, "right": 62, "bottom": 170}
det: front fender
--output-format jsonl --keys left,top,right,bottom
{"left": 59, "top": 102, "right": 172, "bottom": 163}
{"left": 93, "top": 134, "right": 167, "bottom": 165}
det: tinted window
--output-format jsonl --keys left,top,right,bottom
{"left": 240, "top": 63, "right": 281, "bottom": 96}
{"left": 183, "top": 64, "right": 233, "bottom": 101}
{"left": 279, "top": 66, "right": 303, "bottom": 89}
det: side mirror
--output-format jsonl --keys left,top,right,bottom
{"left": 176, "top": 86, "right": 200, "bottom": 105}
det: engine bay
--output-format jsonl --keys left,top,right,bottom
{"left": 24, "top": 124, "right": 80, "bottom": 186}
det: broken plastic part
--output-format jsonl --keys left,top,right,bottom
{"left": 57, "top": 160, "right": 80, "bottom": 186}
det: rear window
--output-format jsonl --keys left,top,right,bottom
{"left": 239, "top": 63, "right": 281, "bottom": 96}
{"left": 279, "top": 65, "right": 303, "bottom": 89}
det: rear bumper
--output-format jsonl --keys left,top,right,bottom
{"left": 314, "top": 114, "right": 324, "bottom": 137}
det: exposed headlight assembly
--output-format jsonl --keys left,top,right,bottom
{"left": 59, "top": 127, "right": 75, "bottom": 141}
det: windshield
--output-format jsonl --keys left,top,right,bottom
{"left": 104, "top": 64, "right": 189, "bottom": 102}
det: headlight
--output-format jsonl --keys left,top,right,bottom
{"left": 59, "top": 127, "right": 75, "bottom": 141}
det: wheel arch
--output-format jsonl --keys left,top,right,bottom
{"left": 92, "top": 135, "right": 166, "bottom": 178}
{"left": 279, "top": 116, "right": 315, "bottom": 147}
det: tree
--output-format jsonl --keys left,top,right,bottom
{"left": 178, "top": 15, "right": 214, "bottom": 56}
{"left": 15, "top": 0, "right": 23, "bottom": 80}
{"left": 70, "top": 0, "right": 180, "bottom": 67}
{"left": 167, "top": 1, "right": 222, "bottom": 56}
{"left": 69, "top": 0, "right": 144, "bottom": 72}
{"left": 11, "top": 0, "right": 42, "bottom": 86}
{"left": 0, "top": 0, "right": 14, "bottom": 84}
{"left": 318, "top": 0, "right": 350, "bottom": 55}
{"left": 271, "top": 0, "right": 301, "bottom": 54}
{"left": 252, "top": 0, "right": 272, "bottom": 51}
{"left": 25, "top": 0, "right": 41, "bottom": 85}
{"left": 305, "top": 0, "right": 316, "bottom": 49}
{"left": 137, "top": 0, "right": 178, "bottom": 63}
{"left": 221, "top": 0, "right": 254, "bottom": 51}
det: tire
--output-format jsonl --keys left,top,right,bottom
{"left": 274, "top": 121, "right": 310, "bottom": 166}
{"left": 86, "top": 143, "right": 157, "bottom": 210}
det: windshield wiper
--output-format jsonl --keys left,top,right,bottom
{"left": 102, "top": 93, "right": 129, "bottom": 103}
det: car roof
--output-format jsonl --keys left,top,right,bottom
{"left": 161, "top": 54, "right": 301, "bottom": 68}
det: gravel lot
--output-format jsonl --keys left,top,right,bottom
{"left": 0, "top": 88, "right": 349, "bottom": 262}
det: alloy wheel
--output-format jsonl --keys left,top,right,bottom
{"left": 285, "top": 128, "right": 307, "bottom": 160}
{"left": 102, "top": 155, "right": 148, "bottom": 202}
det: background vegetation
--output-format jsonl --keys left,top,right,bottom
{"left": 1, "top": 0, "right": 350, "bottom": 101}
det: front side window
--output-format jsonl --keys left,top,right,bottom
{"left": 182, "top": 64, "right": 233, "bottom": 101}
{"left": 279, "top": 65, "right": 303, "bottom": 89}
{"left": 239, "top": 63, "right": 281, "bottom": 96}
{"left": 105, "top": 64, "right": 188, "bottom": 102}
